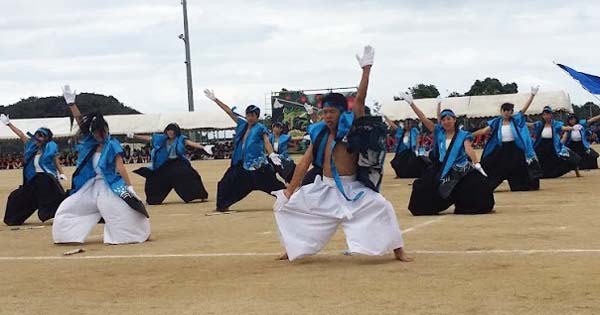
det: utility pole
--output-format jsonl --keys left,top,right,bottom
{"left": 180, "top": 0, "right": 194, "bottom": 112}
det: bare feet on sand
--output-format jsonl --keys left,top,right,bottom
{"left": 276, "top": 253, "right": 289, "bottom": 260}
{"left": 394, "top": 248, "right": 414, "bottom": 262}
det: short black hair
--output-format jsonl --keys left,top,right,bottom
{"left": 500, "top": 103, "right": 514, "bottom": 112}
{"left": 321, "top": 93, "right": 348, "bottom": 112}
{"left": 164, "top": 123, "right": 182, "bottom": 136}
{"left": 80, "top": 112, "right": 109, "bottom": 136}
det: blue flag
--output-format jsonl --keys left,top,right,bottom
{"left": 557, "top": 64, "right": 600, "bottom": 94}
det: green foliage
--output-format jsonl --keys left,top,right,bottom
{"left": 0, "top": 93, "right": 140, "bottom": 119}
{"left": 447, "top": 91, "right": 462, "bottom": 98}
{"left": 409, "top": 84, "right": 440, "bottom": 99}
{"left": 572, "top": 102, "right": 600, "bottom": 119}
{"left": 464, "top": 78, "right": 518, "bottom": 96}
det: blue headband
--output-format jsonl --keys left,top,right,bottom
{"left": 543, "top": 106, "right": 553, "bottom": 113}
{"left": 245, "top": 105, "right": 260, "bottom": 116}
{"left": 440, "top": 109, "right": 456, "bottom": 118}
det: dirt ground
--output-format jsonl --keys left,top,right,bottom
{"left": 1, "top": 151, "right": 599, "bottom": 315}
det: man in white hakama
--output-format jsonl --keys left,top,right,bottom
{"left": 272, "top": 46, "right": 412, "bottom": 262}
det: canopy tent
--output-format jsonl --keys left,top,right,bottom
{"left": 0, "top": 112, "right": 236, "bottom": 140}
{"left": 382, "top": 91, "right": 573, "bottom": 120}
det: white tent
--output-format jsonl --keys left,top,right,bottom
{"left": 382, "top": 90, "right": 573, "bottom": 120}
{"left": 0, "top": 112, "right": 236, "bottom": 140}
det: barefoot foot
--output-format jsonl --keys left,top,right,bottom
{"left": 393, "top": 247, "right": 414, "bottom": 262}
{"left": 276, "top": 253, "right": 289, "bottom": 261}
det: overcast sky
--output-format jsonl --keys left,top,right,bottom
{"left": 0, "top": 0, "right": 598, "bottom": 115}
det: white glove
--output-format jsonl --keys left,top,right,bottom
{"left": 269, "top": 152, "right": 282, "bottom": 166}
{"left": 126, "top": 132, "right": 135, "bottom": 139}
{"left": 531, "top": 85, "right": 540, "bottom": 96}
{"left": 474, "top": 163, "right": 488, "bottom": 177}
{"left": 59, "top": 174, "right": 68, "bottom": 181}
{"left": 203, "top": 145, "right": 214, "bottom": 155}
{"left": 436, "top": 95, "right": 443, "bottom": 104}
{"left": 303, "top": 103, "right": 314, "bottom": 115}
{"left": 0, "top": 114, "right": 10, "bottom": 125}
{"left": 127, "top": 185, "right": 141, "bottom": 200}
{"left": 271, "top": 189, "right": 289, "bottom": 212}
{"left": 573, "top": 124, "right": 583, "bottom": 131}
{"left": 203, "top": 89, "right": 216, "bottom": 101}
{"left": 62, "top": 85, "right": 77, "bottom": 105}
{"left": 398, "top": 92, "right": 414, "bottom": 105}
{"left": 355, "top": 45, "right": 375, "bottom": 68}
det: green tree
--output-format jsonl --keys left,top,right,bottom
{"left": 573, "top": 102, "right": 600, "bottom": 119}
{"left": 464, "top": 78, "right": 518, "bottom": 96}
{"left": 447, "top": 91, "right": 462, "bottom": 98}
{"left": 409, "top": 84, "right": 440, "bottom": 99}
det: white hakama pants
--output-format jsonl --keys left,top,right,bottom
{"left": 52, "top": 177, "right": 151, "bottom": 244}
{"left": 273, "top": 175, "right": 404, "bottom": 261}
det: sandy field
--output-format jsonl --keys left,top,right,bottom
{"left": 0, "top": 151, "right": 599, "bottom": 315}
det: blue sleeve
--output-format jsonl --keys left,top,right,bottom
{"left": 110, "top": 139, "right": 124, "bottom": 157}
{"left": 465, "top": 131, "right": 474, "bottom": 142}
{"left": 487, "top": 116, "right": 499, "bottom": 127}
{"left": 151, "top": 133, "right": 165, "bottom": 147}
{"left": 236, "top": 117, "right": 246, "bottom": 127}
{"left": 580, "top": 119, "right": 588, "bottom": 128}
{"left": 46, "top": 142, "right": 59, "bottom": 156}
{"left": 512, "top": 112, "right": 525, "bottom": 127}
{"left": 24, "top": 140, "right": 37, "bottom": 152}
{"left": 258, "top": 124, "right": 268, "bottom": 135}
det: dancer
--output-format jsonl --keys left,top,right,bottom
{"left": 400, "top": 93, "right": 495, "bottom": 216}
{"left": 204, "top": 89, "right": 286, "bottom": 213}
{"left": 562, "top": 113, "right": 600, "bottom": 170}
{"left": 384, "top": 114, "right": 429, "bottom": 178}
{"left": 531, "top": 106, "right": 580, "bottom": 178}
{"left": 52, "top": 85, "right": 150, "bottom": 244}
{"left": 269, "top": 122, "right": 297, "bottom": 183}
{"left": 128, "top": 123, "right": 210, "bottom": 205}
{"left": 0, "top": 115, "right": 67, "bottom": 225}
{"left": 471, "top": 86, "right": 541, "bottom": 191}
{"left": 272, "top": 46, "right": 412, "bottom": 262}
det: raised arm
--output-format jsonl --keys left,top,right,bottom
{"left": 520, "top": 85, "right": 539, "bottom": 114}
{"left": 436, "top": 96, "right": 442, "bottom": 122}
{"left": 383, "top": 115, "right": 399, "bottom": 130}
{"left": 398, "top": 93, "right": 435, "bottom": 132}
{"left": 0, "top": 114, "right": 28, "bottom": 143}
{"left": 204, "top": 89, "right": 238, "bottom": 123}
{"left": 353, "top": 45, "right": 374, "bottom": 119}
{"left": 62, "top": 85, "right": 83, "bottom": 128}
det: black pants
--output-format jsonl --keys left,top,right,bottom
{"left": 390, "top": 150, "right": 430, "bottom": 178}
{"left": 536, "top": 139, "right": 580, "bottom": 178}
{"left": 136, "top": 159, "right": 209, "bottom": 205}
{"left": 481, "top": 141, "right": 540, "bottom": 191}
{"left": 301, "top": 167, "right": 323, "bottom": 186}
{"left": 4, "top": 173, "right": 66, "bottom": 226}
{"left": 567, "top": 141, "right": 599, "bottom": 170}
{"left": 216, "top": 164, "right": 286, "bottom": 211}
{"left": 273, "top": 158, "right": 296, "bottom": 184}
{"left": 408, "top": 168, "right": 495, "bottom": 216}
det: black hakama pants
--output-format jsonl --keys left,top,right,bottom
{"left": 536, "top": 139, "right": 580, "bottom": 178}
{"left": 273, "top": 158, "right": 296, "bottom": 184}
{"left": 390, "top": 150, "right": 430, "bottom": 178}
{"left": 135, "top": 159, "right": 209, "bottom": 205}
{"left": 481, "top": 141, "right": 540, "bottom": 191}
{"left": 301, "top": 167, "right": 323, "bottom": 186}
{"left": 4, "top": 173, "right": 66, "bottom": 226}
{"left": 216, "top": 163, "right": 285, "bottom": 211}
{"left": 408, "top": 168, "right": 495, "bottom": 216}
{"left": 567, "top": 141, "right": 598, "bottom": 170}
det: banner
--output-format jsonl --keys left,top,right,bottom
{"left": 557, "top": 63, "right": 600, "bottom": 94}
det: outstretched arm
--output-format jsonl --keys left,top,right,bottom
{"left": 204, "top": 89, "right": 238, "bottom": 123}
{"left": 127, "top": 133, "right": 152, "bottom": 142}
{"left": 285, "top": 144, "right": 314, "bottom": 198}
{"left": 383, "top": 115, "right": 399, "bottom": 130}
{"left": 561, "top": 131, "right": 569, "bottom": 144}
{"left": 353, "top": 45, "right": 374, "bottom": 119}
{"left": 520, "top": 86, "right": 539, "bottom": 114}
{"left": 464, "top": 140, "right": 480, "bottom": 164}
{"left": 0, "top": 115, "right": 28, "bottom": 143}
{"left": 184, "top": 139, "right": 206, "bottom": 150}
{"left": 398, "top": 93, "right": 435, "bottom": 132}
{"left": 587, "top": 114, "right": 600, "bottom": 124}
{"left": 472, "top": 126, "right": 492, "bottom": 137}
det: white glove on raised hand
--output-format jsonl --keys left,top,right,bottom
{"left": 398, "top": 92, "right": 414, "bottom": 105}
{"left": 127, "top": 185, "right": 141, "bottom": 200}
{"left": 573, "top": 124, "right": 583, "bottom": 131}
{"left": 303, "top": 103, "right": 314, "bottom": 115}
{"left": 203, "top": 89, "right": 216, "bottom": 101}
{"left": 474, "top": 163, "right": 488, "bottom": 177}
{"left": 62, "top": 85, "right": 77, "bottom": 105}
{"left": 59, "top": 174, "right": 68, "bottom": 181}
{"left": 356, "top": 45, "right": 375, "bottom": 68}
{"left": 127, "top": 132, "right": 135, "bottom": 139}
{"left": 436, "top": 95, "right": 443, "bottom": 104}
{"left": 0, "top": 114, "right": 10, "bottom": 125}
{"left": 203, "top": 145, "right": 214, "bottom": 156}
{"left": 269, "top": 152, "right": 282, "bottom": 166}
{"left": 531, "top": 85, "right": 540, "bottom": 96}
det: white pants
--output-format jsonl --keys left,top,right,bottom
{"left": 52, "top": 177, "right": 151, "bottom": 244}
{"left": 273, "top": 175, "right": 404, "bottom": 261}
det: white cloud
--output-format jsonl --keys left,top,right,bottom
{"left": 0, "top": 0, "right": 599, "bottom": 117}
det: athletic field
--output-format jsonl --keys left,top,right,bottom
{"left": 1, "top": 151, "right": 599, "bottom": 314}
